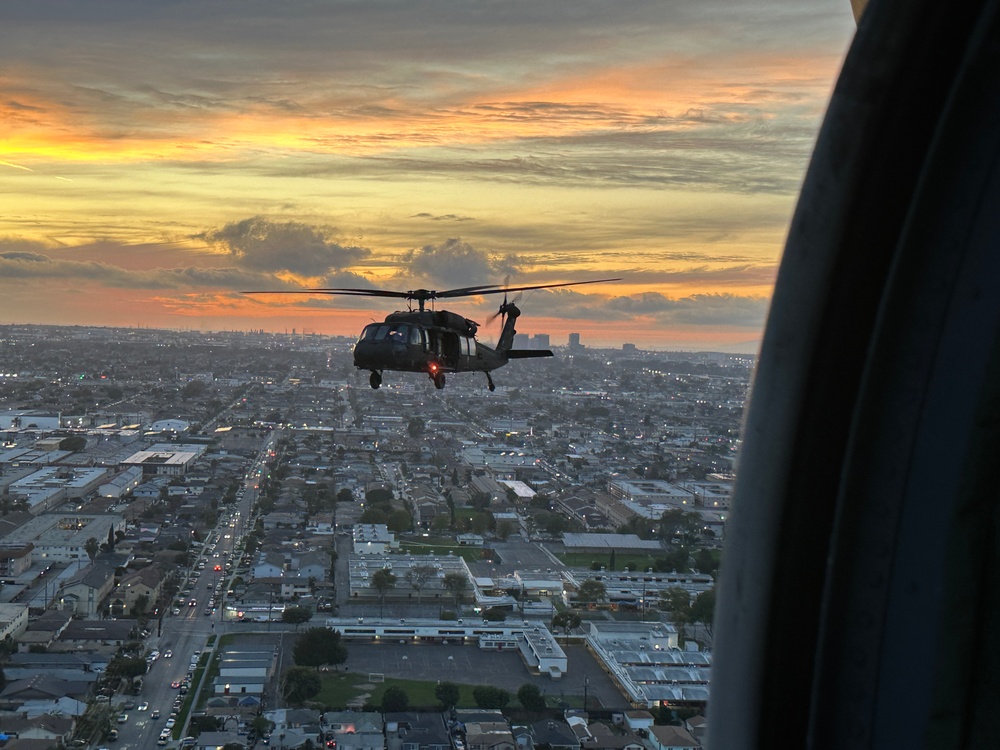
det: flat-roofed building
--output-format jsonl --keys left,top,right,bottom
{"left": 98, "top": 466, "right": 143, "bottom": 498}
{"left": 0, "top": 603, "right": 29, "bottom": 641}
{"left": 352, "top": 524, "right": 398, "bottom": 555}
{"left": 0, "top": 513, "right": 126, "bottom": 563}
{"left": 0, "top": 543, "right": 34, "bottom": 578}
{"left": 607, "top": 480, "right": 697, "bottom": 508}
{"left": 119, "top": 449, "right": 198, "bottom": 476}
{"left": 585, "top": 621, "right": 709, "bottom": 710}
{"left": 7, "top": 466, "right": 110, "bottom": 514}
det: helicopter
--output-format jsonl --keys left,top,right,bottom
{"left": 244, "top": 278, "right": 618, "bottom": 390}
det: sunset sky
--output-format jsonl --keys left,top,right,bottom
{"left": 1, "top": 1, "right": 855, "bottom": 349}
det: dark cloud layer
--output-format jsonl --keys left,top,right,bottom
{"left": 401, "top": 238, "right": 521, "bottom": 288}
{"left": 198, "top": 217, "right": 371, "bottom": 277}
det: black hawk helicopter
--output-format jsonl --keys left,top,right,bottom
{"left": 244, "top": 278, "right": 618, "bottom": 390}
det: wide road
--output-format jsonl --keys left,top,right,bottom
{"left": 113, "top": 434, "right": 273, "bottom": 750}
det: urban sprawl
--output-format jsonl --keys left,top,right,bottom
{"left": 0, "top": 325, "right": 751, "bottom": 750}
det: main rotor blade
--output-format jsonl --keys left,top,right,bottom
{"left": 438, "top": 278, "right": 622, "bottom": 299}
{"left": 242, "top": 288, "right": 409, "bottom": 299}
{"left": 243, "top": 278, "right": 620, "bottom": 301}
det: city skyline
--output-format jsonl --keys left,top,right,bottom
{"left": 1, "top": 1, "right": 855, "bottom": 349}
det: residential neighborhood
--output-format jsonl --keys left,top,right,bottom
{"left": 0, "top": 324, "right": 746, "bottom": 750}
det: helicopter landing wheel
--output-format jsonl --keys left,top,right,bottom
{"left": 369, "top": 371, "right": 382, "bottom": 389}
{"left": 433, "top": 372, "right": 446, "bottom": 389}
{"left": 486, "top": 372, "right": 496, "bottom": 392}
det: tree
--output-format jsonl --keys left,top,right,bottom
{"left": 435, "top": 681, "right": 460, "bottom": 709}
{"left": 181, "top": 379, "right": 208, "bottom": 401}
{"left": 443, "top": 572, "right": 468, "bottom": 610}
{"left": 658, "top": 508, "right": 703, "bottom": 546}
{"left": 359, "top": 507, "right": 388, "bottom": 526}
{"left": 366, "top": 487, "right": 394, "bottom": 505}
{"left": 551, "top": 611, "right": 581, "bottom": 643}
{"left": 371, "top": 568, "right": 397, "bottom": 617}
{"left": 576, "top": 579, "right": 607, "bottom": 606}
{"left": 381, "top": 685, "right": 409, "bottom": 711}
{"left": 336, "top": 488, "right": 355, "bottom": 503}
{"left": 690, "top": 587, "right": 716, "bottom": 637}
{"left": 482, "top": 607, "right": 507, "bottom": 622}
{"left": 405, "top": 565, "right": 438, "bottom": 603}
{"left": 471, "top": 511, "right": 493, "bottom": 535}
{"left": 106, "top": 656, "right": 148, "bottom": 680}
{"left": 386, "top": 509, "right": 413, "bottom": 533}
{"left": 131, "top": 593, "right": 150, "bottom": 617}
{"left": 693, "top": 548, "right": 720, "bottom": 576}
{"left": 659, "top": 587, "right": 693, "bottom": 639}
{"left": 282, "top": 606, "right": 313, "bottom": 630}
{"left": 251, "top": 715, "right": 273, "bottom": 738}
{"left": 191, "top": 716, "right": 222, "bottom": 733}
{"left": 283, "top": 666, "right": 322, "bottom": 705}
{"left": 84, "top": 537, "right": 100, "bottom": 561}
{"left": 293, "top": 627, "right": 348, "bottom": 669}
{"left": 59, "top": 435, "right": 87, "bottom": 452}
{"left": 473, "top": 685, "right": 510, "bottom": 709}
{"left": 407, "top": 417, "right": 425, "bottom": 438}
{"left": 517, "top": 683, "right": 547, "bottom": 712}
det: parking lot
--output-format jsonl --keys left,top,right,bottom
{"left": 340, "top": 641, "right": 626, "bottom": 708}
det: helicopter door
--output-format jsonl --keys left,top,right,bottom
{"left": 443, "top": 332, "right": 460, "bottom": 367}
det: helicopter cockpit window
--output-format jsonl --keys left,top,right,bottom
{"left": 373, "top": 325, "right": 391, "bottom": 341}
{"left": 387, "top": 324, "right": 409, "bottom": 341}
{"left": 359, "top": 324, "right": 379, "bottom": 342}
{"left": 409, "top": 327, "right": 423, "bottom": 346}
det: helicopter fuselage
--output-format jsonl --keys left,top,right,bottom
{"left": 353, "top": 304, "right": 549, "bottom": 390}
{"left": 355, "top": 311, "right": 501, "bottom": 372}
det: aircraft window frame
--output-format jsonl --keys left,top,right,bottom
{"left": 409, "top": 327, "right": 423, "bottom": 346}
{"left": 373, "top": 325, "right": 391, "bottom": 341}
{"left": 359, "top": 324, "right": 379, "bottom": 342}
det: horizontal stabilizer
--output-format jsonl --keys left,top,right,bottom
{"left": 506, "top": 349, "right": 554, "bottom": 359}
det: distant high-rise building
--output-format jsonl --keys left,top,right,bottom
{"left": 568, "top": 332, "right": 582, "bottom": 350}
{"left": 513, "top": 333, "right": 530, "bottom": 349}
{"left": 623, "top": 343, "right": 637, "bottom": 353}
{"left": 532, "top": 333, "right": 550, "bottom": 349}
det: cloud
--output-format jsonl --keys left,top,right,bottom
{"left": 608, "top": 291, "right": 769, "bottom": 326}
{"left": 401, "top": 238, "right": 521, "bottom": 288}
{"left": 198, "top": 217, "right": 371, "bottom": 276}
{"left": 0, "top": 246, "right": 270, "bottom": 290}
{"left": 498, "top": 287, "right": 768, "bottom": 328}
{"left": 412, "top": 212, "right": 474, "bottom": 222}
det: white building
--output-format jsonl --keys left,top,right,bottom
{"left": 119, "top": 449, "right": 198, "bottom": 476}
{"left": 585, "top": 621, "right": 709, "bottom": 709}
{"left": 9, "top": 467, "right": 110, "bottom": 513}
{"left": 352, "top": 524, "right": 398, "bottom": 555}
{"left": 2, "top": 513, "right": 127, "bottom": 564}
{"left": 98, "top": 466, "right": 144, "bottom": 498}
